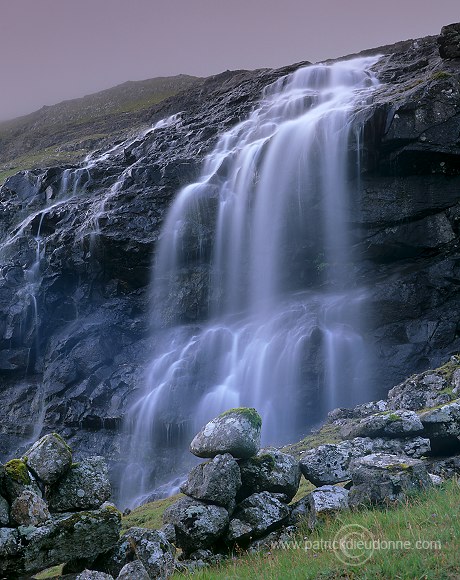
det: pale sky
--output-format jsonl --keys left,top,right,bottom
{"left": 1, "top": 0, "right": 458, "bottom": 120}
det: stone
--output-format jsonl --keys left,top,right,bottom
{"left": 92, "top": 534, "right": 134, "bottom": 578}
{"left": 348, "top": 453, "right": 431, "bottom": 507}
{"left": 226, "top": 491, "right": 290, "bottom": 544}
{"left": 428, "top": 473, "right": 443, "bottom": 485}
{"left": 10, "top": 489, "right": 50, "bottom": 527}
{"left": 117, "top": 561, "right": 150, "bottom": 580}
{"left": 238, "top": 448, "right": 300, "bottom": 502}
{"left": 47, "top": 456, "right": 112, "bottom": 512}
{"left": 426, "top": 454, "right": 460, "bottom": 479}
{"left": 76, "top": 571, "right": 114, "bottom": 580}
{"left": 0, "top": 494, "right": 9, "bottom": 526}
{"left": 299, "top": 436, "right": 430, "bottom": 485}
{"left": 181, "top": 453, "right": 241, "bottom": 509}
{"left": 419, "top": 400, "right": 460, "bottom": 449}
{"left": 123, "top": 527, "right": 175, "bottom": 579}
{"left": 0, "top": 528, "right": 20, "bottom": 577}
{"left": 248, "top": 526, "right": 297, "bottom": 553}
{"left": 438, "top": 23, "right": 460, "bottom": 59}
{"left": 342, "top": 410, "right": 424, "bottom": 439}
{"left": 190, "top": 408, "right": 262, "bottom": 459}
{"left": 2, "top": 459, "right": 37, "bottom": 502}
{"left": 304, "top": 485, "right": 349, "bottom": 530}
{"left": 24, "top": 432, "right": 72, "bottom": 484}
{"left": 163, "top": 496, "right": 229, "bottom": 554}
{"left": 387, "top": 371, "right": 455, "bottom": 411}
{"left": 18, "top": 503, "right": 122, "bottom": 576}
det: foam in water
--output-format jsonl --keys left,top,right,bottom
{"left": 120, "top": 56, "right": 381, "bottom": 507}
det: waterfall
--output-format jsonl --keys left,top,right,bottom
{"left": 120, "top": 56, "right": 381, "bottom": 507}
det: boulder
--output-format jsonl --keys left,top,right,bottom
{"left": 24, "top": 432, "right": 72, "bottom": 485}
{"left": 0, "top": 494, "right": 9, "bottom": 526}
{"left": 419, "top": 400, "right": 460, "bottom": 450}
{"left": 348, "top": 453, "right": 431, "bottom": 507}
{"left": 123, "top": 527, "right": 175, "bottom": 579}
{"left": 10, "top": 489, "right": 50, "bottom": 527}
{"left": 304, "top": 485, "right": 349, "bottom": 530}
{"left": 426, "top": 454, "right": 460, "bottom": 479}
{"left": 438, "top": 23, "right": 460, "bottom": 59}
{"left": 387, "top": 371, "right": 455, "bottom": 411}
{"left": 47, "top": 456, "right": 112, "bottom": 512}
{"left": 342, "top": 410, "right": 424, "bottom": 439}
{"left": 163, "top": 496, "right": 229, "bottom": 554}
{"left": 181, "top": 453, "right": 241, "bottom": 509}
{"left": 0, "top": 528, "right": 20, "bottom": 577}
{"left": 238, "top": 448, "right": 300, "bottom": 502}
{"left": 117, "top": 561, "right": 150, "bottom": 580}
{"left": 5, "top": 503, "right": 121, "bottom": 577}
{"left": 300, "top": 436, "right": 430, "bottom": 485}
{"left": 226, "top": 491, "right": 290, "bottom": 544}
{"left": 92, "top": 534, "right": 134, "bottom": 578}
{"left": 190, "top": 408, "right": 261, "bottom": 459}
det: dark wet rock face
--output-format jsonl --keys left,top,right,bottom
{"left": 0, "top": 29, "right": 460, "bottom": 497}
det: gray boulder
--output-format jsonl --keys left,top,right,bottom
{"left": 419, "top": 400, "right": 460, "bottom": 449}
{"left": 227, "top": 491, "right": 290, "bottom": 544}
{"left": 426, "top": 454, "right": 460, "bottom": 479}
{"left": 5, "top": 503, "right": 122, "bottom": 577}
{"left": 342, "top": 410, "right": 424, "bottom": 439}
{"left": 181, "top": 453, "right": 241, "bottom": 509}
{"left": 47, "top": 456, "right": 111, "bottom": 512}
{"left": 10, "top": 489, "right": 50, "bottom": 527}
{"left": 348, "top": 453, "right": 431, "bottom": 507}
{"left": 190, "top": 408, "right": 261, "bottom": 459}
{"left": 0, "top": 528, "right": 20, "bottom": 577}
{"left": 305, "top": 485, "right": 349, "bottom": 530}
{"left": 238, "top": 448, "right": 300, "bottom": 502}
{"left": 300, "top": 436, "right": 430, "bottom": 486}
{"left": 117, "top": 561, "right": 149, "bottom": 580}
{"left": 387, "top": 370, "right": 455, "bottom": 411}
{"left": 92, "top": 534, "right": 134, "bottom": 578}
{"left": 25, "top": 432, "right": 72, "bottom": 485}
{"left": 163, "top": 496, "right": 229, "bottom": 554}
{"left": 0, "top": 494, "right": 9, "bottom": 526}
{"left": 438, "top": 23, "right": 460, "bottom": 59}
{"left": 123, "top": 527, "right": 175, "bottom": 579}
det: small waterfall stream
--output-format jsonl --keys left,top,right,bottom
{"left": 120, "top": 56, "right": 381, "bottom": 507}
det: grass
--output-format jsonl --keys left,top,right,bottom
{"left": 282, "top": 424, "right": 342, "bottom": 460}
{"left": 179, "top": 479, "right": 460, "bottom": 579}
{"left": 121, "top": 492, "right": 184, "bottom": 532}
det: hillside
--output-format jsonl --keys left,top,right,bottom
{"left": 0, "top": 74, "right": 203, "bottom": 183}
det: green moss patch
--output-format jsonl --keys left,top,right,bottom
{"left": 5, "top": 459, "right": 31, "bottom": 485}
{"left": 220, "top": 408, "right": 262, "bottom": 430}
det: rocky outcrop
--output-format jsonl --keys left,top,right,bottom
{"left": 0, "top": 433, "right": 122, "bottom": 578}
{"left": 1, "top": 25, "right": 460, "bottom": 502}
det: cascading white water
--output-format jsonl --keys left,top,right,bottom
{"left": 120, "top": 56, "right": 381, "bottom": 507}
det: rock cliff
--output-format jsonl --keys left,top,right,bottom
{"left": 0, "top": 29, "right": 459, "bottom": 499}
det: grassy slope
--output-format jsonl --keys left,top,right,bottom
{"left": 0, "top": 74, "right": 202, "bottom": 184}
{"left": 183, "top": 480, "right": 460, "bottom": 580}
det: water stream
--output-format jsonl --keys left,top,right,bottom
{"left": 120, "top": 56, "right": 381, "bottom": 507}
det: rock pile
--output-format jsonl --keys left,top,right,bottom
{"left": 0, "top": 433, "right": 121, "bottom": 578}
{"left": 163, "top": 407, "right": 300, "bottom": 561}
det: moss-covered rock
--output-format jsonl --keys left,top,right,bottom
{"left": 47, "top": 456, "right": 111, "bottom": 512}
{"left": 190, "top": 408, "right": 262, "bottom": 459}
{"left": 25, "top": 433, "right": 72, "bottom": 485}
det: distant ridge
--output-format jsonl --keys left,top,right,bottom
{"left": 0, "top": 74, "right": 203, "bottom": 183}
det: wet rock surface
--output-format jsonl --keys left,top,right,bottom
{"left": 0, "top": 28, "right": 460, "bottom": 498}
